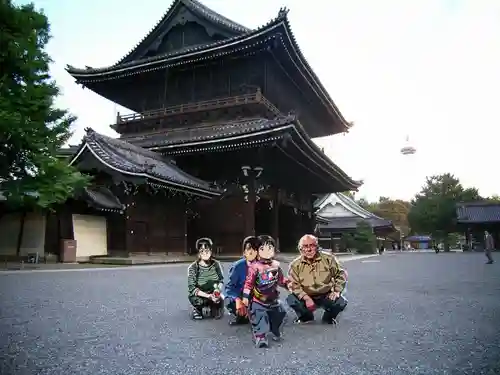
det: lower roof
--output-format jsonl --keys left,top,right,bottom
{"left": 123, "top": 115, "right": 361, "bottom": 191}
{"left": 79, "top": 186, "right": 125, "bottom": 213}
{"left": 456, "top": 201, "right": 500, "bottom": 224}
{"left": 70, "top": 128, "right": 221, "bottom": 198}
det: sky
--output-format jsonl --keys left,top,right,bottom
{"left": 18, "top": 0, "right": 500, "bottom": 201}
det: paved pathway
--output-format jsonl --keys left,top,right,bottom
{"left": 0, "top": 252, "right": 499, "bottom": 375}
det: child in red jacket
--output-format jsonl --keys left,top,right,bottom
{"left": 242, "top": 235, "right": 288, "bottom": 348}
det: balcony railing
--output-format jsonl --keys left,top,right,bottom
{"left": 116, "top": 89, "right": 282, "bottom": 125}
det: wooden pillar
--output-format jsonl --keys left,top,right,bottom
{"left": 244, "top": 175, "right": 256, "bottom": 237}
{"left": 271, "top": 188, "right": 280, "bottom": 250}
{"left": 183, "top": 207, "right": 188, "bottom": 255}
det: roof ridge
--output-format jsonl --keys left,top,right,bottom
{"left": 66, "top": 7, "right": 286, "bottom": 75}
{"left": 113, "top": 0, "right": 251, "bottom": 67}
{"left": 184, "top": 0, "right": 250, "bottom": 33}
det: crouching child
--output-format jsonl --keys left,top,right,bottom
{"left": 224, "top": 236, "right": 260, "bottom": 325}
{"left": 242, "top": 235, "right": 288, "bottom": 348}
{"left": 187, "top": 238, "right": 224, "bottom": 320}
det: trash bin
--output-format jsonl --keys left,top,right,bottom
{"left": 60, "top": 239, "right": 77, "bottom": 263}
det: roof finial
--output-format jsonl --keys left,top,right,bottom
{"left": 278, "top": 7, "right": 289, "bottom": 18}
{"left": 84, "top": 127, "right": 95, "bottom": 134}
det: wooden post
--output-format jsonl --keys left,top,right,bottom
{"left": 244, "top": 175, "right": 256, "bottom": 237}
{"left": 183, "top": 208, "right": 188, "bottom": 255}
{"left": 16, "top": 211, "right": 27, "bottom": 258}
{"left": 271, "top": 188, "right": 280, "bottom": 250}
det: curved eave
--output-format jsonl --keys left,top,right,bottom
{"left": 155, "top": 116, "right": 361, "bottom": 190}
{"left": 66, "top": 15, "right": 284, "bottom": 78}
{"left": 65, "top": 12, "right": 350, "bottom": 131}
{"left": 291, "top": 120, "right": 362, "bottom": 190}
{"left": 279, "top": 14, "right": 350, "bottom": 131}
{"left": 116, "top": 0, "right": 250, "bottom": 66}
{"left": 69, "top": 135, "right": 221, "bottom": 199}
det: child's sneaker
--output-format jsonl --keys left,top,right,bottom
{"left": 192, "top": 308, "right": 203, "bottom": 320}
{"left": 255, "top": 335, "right": 268, "bottom": 348}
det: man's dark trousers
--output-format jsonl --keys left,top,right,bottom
{"left": 286, "top": 293, "right": 346, "bottom": 322}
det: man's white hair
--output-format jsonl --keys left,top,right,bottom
{"left": 298, "top": 234, "right": 318, "bottom": 248}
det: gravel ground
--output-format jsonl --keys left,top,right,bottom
{"left": 0, "top": 252, "right": 499, "bottom": 375}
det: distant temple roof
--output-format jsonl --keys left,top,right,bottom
{"left": 314, "top": 193, "right": 396, "bottom": 232}
{"left": 69, "top": 128, "right": 221, "bottom": 198}
{"left": 456, "top": 201, "right": 500, "bottom": 224}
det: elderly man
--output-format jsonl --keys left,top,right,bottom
{"left": 286, "top": 234, "right": 347, "bottom": 325}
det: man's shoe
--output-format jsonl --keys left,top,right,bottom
{"left": 487, "top": 260, "right": 494, "bottom": 264}
{"left": 321, "top": 313, "right": 339, "bottom": 325}
{"left": 271, "top": 332, "right": 282, "bottom": 342}
{"left": 294, "top": 316, "right": 314, "bottom": 324}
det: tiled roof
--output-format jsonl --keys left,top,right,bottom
{"left": 456, "top": 202, "right": 500, "bottom": 223}
{"left": 122, "top": 115, "right": 361, "bottom": 190}
{"left": 66, "top": 8, "right": 281, "bottom": 76}
{"left": 65, "top": 7, "right": 350, "bottom": 134}
{"left": 71, "top": 128, "right": 221, "bottom": 198}
{"left": 318, "top": 217, "right": 394, "bottom": 231}
{"left": 80, "top": 186, "right": 124, "bottom": 212}
{"left": 314, "top": 193, "right": 378, "bottom": 220}
{"left": 123, "top": 117, "right": 293, "bottom": 148}
{"left": 115, "top": 0, "right": 250, "bottom": 66}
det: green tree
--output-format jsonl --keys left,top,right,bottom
{"left": 407, "top": 173, "right": 480, "bottom": 250}
{"left": 373, "top": 198, "right": 411, "bottom": 237}
{"left": 486, "top": 194, "right": 500, "bottom": 203}
{"left": 356, "top": 196, "right": 411, "bottom": 237}
{"left": 353, "top": 220, "right": 377, "bottom": 254}
{"left": 339, "top": 232, "right": 355, "bottom": 252}
{"left": 357, "top": 197, "right": 378, "bottom": 213}
{"left": 0, "top": 1, "right": 89, "bottom": 208}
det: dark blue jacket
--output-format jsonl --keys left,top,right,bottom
{"left": 224, "top": 258, "right": 249, "bottom": 299}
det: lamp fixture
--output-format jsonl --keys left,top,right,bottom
{"left": 241, "top": 165, "right": 250, "bottom": 177}
{"left": 253, "top": 166, "right": 263, "bottom": 178}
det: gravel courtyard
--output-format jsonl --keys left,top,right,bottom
{"left": 1, "top": 252, "right": 499, "bottom": 375}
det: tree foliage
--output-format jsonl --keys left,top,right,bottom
{"left": 407, "top": 173, "right": 480, "bottom": 243}
{"left": 0, "top": 1, "right": 89, "bottom": 209}
{"left": 486, "top": 194, "right": 500, "bottom": 203}
{"left": 357, "top": 196, "right": 411, "bottom": 236}
{"left": 353, "top": 220, "right": 377, "bottom": 254}
{"left": 339, "top": 232, "right": 355, "bottom": 252}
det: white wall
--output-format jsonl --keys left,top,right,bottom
{"left": 0, "top": 212, "right": 46, "bottom": 256}
{"left": 72, "top": 214, "right": 108, "bottom": 260}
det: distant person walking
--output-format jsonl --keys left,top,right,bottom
{"left": 484, "top": 231, "right": 495, "bottom": 264}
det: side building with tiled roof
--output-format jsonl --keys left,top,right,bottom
{"left": 456, "top": 201, "right": 500, "bottom": 251}
{"left": 60, "top": 0, "right": 364, "bottom": 254}
{"left": 314, "top": 193, "right": 397, "bottom": 251}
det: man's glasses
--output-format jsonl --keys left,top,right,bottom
{"left": 301, "top": 243, "right": 317, "bottom": 249}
